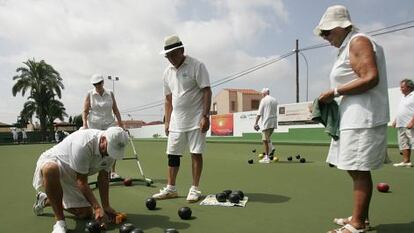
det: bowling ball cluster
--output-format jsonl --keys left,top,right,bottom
{"left": 215, "top": 190, "right": 245, "bottom": 204}
{"left": 287, "top": 154, "right": 306, "bottom": 163}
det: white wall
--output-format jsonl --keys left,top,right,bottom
{"left": 130, "top": 88, "right": 402, "bottom": 139}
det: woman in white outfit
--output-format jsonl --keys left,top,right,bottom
{"left": 82, "top": 74, "right": 124, "bottom": 179}
{"left": 315, "top": 5, "right": 389, "bottom": 233}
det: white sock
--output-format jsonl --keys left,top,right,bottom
{"left": 167, "top": 185, "right": 176, "bottom": 190}
{"left": 190, "top": 185, "right": 199, "bottom": 190}
{"left": 55, "top": 220, "right": 66, "bottom": 227}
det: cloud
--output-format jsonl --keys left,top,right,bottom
{"left": 0, "top": 0, "right": 292, "bottom": 123}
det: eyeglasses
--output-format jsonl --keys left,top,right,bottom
{"left": 320, "top": 30, "right": 332, "bottom": 37}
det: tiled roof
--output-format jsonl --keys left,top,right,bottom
{"left": 224, "top": 88, "right": 260, "bottom": 94}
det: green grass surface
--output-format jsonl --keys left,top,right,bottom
{"left": 0, "top": 141, "right": 413, "bottom": 233}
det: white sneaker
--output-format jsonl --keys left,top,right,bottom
{"left": 33, "top": 192, "right": 47, "bottom": 216}
{"left": 52, "top": 220, "right": 67, "bottom": 233}
{"left": 259, "top": 157, "right": 271, "bottom": 164}
{"left": 110, "top": 172, "right": 122, "bottom": 179}
{"left": 152, "top": 186, "right": 178, "bottom": 200}
{"left": 393, "top": 162, "right": 413, "bottom": 167}
{"left": 186, "top": 187, "right": 202, "bottom": 203}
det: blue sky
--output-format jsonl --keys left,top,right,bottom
{"left": 0, "top": 0, "right": 413, "bottom": 124}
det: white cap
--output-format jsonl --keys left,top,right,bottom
{"left": 104, "top": 127, "right": 129, "bottom": 160}
{"left": 90, "top": 74, "right": 104, "bottom": 84}
{"left": 160, "top": 34, "right": 184, "bottom": 54}
{"left": 261, "top": 88, "right": 270, "bottom": 94}
{"left": 313, "top": 5, "right": 355, "bottom": 36}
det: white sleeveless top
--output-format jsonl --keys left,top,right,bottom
{"left": 330, "top": 31, "right": 389, "bottom": 130}
{"left": 87, "top": 88, "right": 115, "bottom": 130}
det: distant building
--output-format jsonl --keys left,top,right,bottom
{"left": 212, "top": 88, "right": 262, "bottom": 115}
{"left": 123, "top": 120, "right": 146, "bottom": 129}
{"left": 0, "top": 122, "right": 12, "bottom": 133}
{"left": 54, "top": 122, "right": 77, "bottom": 132}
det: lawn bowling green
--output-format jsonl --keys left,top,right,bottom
{"left": 0, "top": 141, "right": 412, "bottom": 232}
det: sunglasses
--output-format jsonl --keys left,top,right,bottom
{"left": 320, "top": 30, "right": 332, "bottom": 37}
{"left": 93, "top": 81, "right": 103, "bottom": 86}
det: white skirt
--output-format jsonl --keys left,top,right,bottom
{"left": 327, "top": 124, "right": 387, "bottom": 171}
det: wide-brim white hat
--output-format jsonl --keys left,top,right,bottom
{"left": 105, "top": 127, "right": 129, "bottom": 160}
{"left": 313, "top": 5, "right": 355, "bottom": 36}
{"left": 90, "top": 74, "right": 104, "bottom": 84}
{"left": 160, "top": 34, "right": 184, "bottom": 54}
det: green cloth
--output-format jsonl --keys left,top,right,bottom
{"left": 311, "top": 99, "right": 340, "bottom": 140}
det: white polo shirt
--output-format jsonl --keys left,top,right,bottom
{"left": 163, "top": 56, "right": 210, "bottom": 132}
{"left": 48, "top": 129, "right": 114, "bottom": 175}
{"left": 396, "top": 91, "right": 414, "bottom": 127}
{"left": 87, "top": 88, "right": 115, "bottom": 130}
{"left": 257, "top": 95, "right": 278, "bottom": 130}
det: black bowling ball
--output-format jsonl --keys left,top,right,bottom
{"left": 232, "top": 190, "right": 244, "bottom": 200}
{"left": 228, "top": 193, "right": 241, "bottom": 203}
{"left": 215, "top": 192, "right": 227, "bottom": 202}
{"left": 164, "top": 228, "right": 179, "bottom": 233}
{"left": 222, "top": 189, "right": 232, "bottom": 198}
{"left": 145, "top": 197, "right": 156, "bottom": 210}
{"left": 85, "top": 220, "right": 101, "bottom": 233}
{"left": 119, "top": 223, "right": 135, "bottom": 233}
{"left": 130, "top": 228, "right": 144, "bottom": 233}
{"left": 178, "top": 206, "right": 192, "bottom": 220}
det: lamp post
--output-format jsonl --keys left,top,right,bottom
{"left": 107, "top": 76, "right": 119, "bottom": 94}
{"left": 299, "top": 51, "right": 309, "bottom": 102}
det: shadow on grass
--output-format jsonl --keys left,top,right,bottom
{"left": 71, "top": 213, "right": 191, "bottom": 232}
{"left": 245, "top": 192, "right": 290, "bottom": 203}
{"left": 375, "top": 221, "right": 414, "bottom": 233}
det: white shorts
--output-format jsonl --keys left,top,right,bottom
{"left": 261, "top": 128, "right": 274, "bottom": 141}
{"left": 32, "top": 152, "right": 90, "bottom": 209}
{"left": 397, "top": 127, "right": 414, "bottom": 150}
{"left": 326, "top": 124, "right": 387, "bottom": 171}
{"left": 167, "top": 129, "right": 206, "bottom": 155}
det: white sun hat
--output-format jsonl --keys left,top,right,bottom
{"left": 104, "top": 127, "right": 129, "bottom": 160}
{"left": 90, "top": 74, "right": 104, "bottom": 85}
{"left": 313, "top": 5, "right": 356, "bottom": 36}
{"left": 160, "top": 34, "right": 184, "bottom": 55}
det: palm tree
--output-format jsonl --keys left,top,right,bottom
{"left": 47, "top": 98, "right": 68, "bottom": 137}
{"left": 12, "top": 59, "right": 64, "bottom": 140}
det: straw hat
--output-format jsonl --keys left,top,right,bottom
{"left": 160, "top": 34, "right": 184, "bottom": 54}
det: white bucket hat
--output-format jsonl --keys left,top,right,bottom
{"left": 261, "top": 88, "right": 270, "bottom": 94}
{"left": 104, "top": 127, "right": 129, "bottom": 160}
{"left": 90, "top": 74, "right": 104, "bottom": 85}
{"left": 313, "top": 5, "right": 355, "bottom": 36}
{"left": 160, "top": 34, "right": 184, "bottom": 54}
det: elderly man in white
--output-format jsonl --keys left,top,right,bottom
{"left": 392, "top": 79, "right": 414, "bottom": 167}
{"left": 32, "top": 127, "right": 128, "bottom": 233}
{"left": 152, "top": 34, "right": 212, "bottom": 203}
{"left": 254, "top": 88, "right": 278, "bottom": 164}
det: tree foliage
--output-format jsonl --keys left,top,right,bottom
{"left": 12, "top": 59, "right": 66, "bottom": 140}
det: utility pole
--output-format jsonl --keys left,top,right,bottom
{"left": 295, "top": 39, "right": 299, "bottom": 103}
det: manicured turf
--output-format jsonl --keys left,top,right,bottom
{"left": 0, "top": 141, "right": 413, "bottom": 233}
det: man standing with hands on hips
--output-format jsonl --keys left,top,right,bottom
{"left": 152, "top": 34, "right": 212, "bottom": 203}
